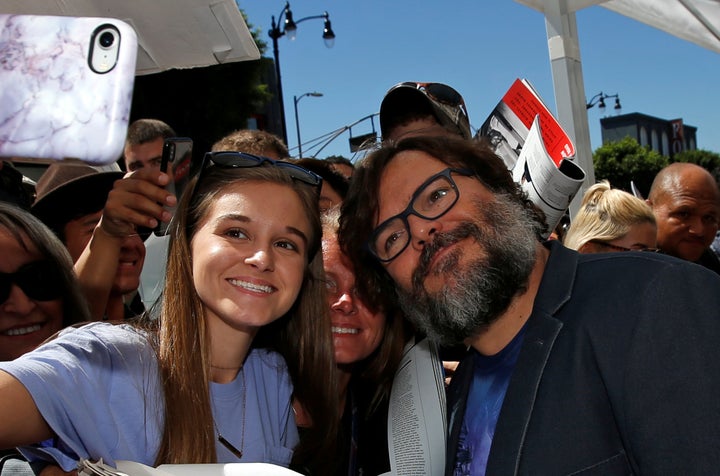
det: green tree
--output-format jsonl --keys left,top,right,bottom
{"left": 592, "top": 137, "right": 669, "bottom": 197}
{"left": 671, "top": 149, "right": 720, "bottom": 182}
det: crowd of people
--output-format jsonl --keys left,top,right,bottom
{"left": 1, "top": 80, "right": 720, "bottom": 476}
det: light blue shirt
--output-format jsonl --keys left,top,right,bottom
{"left": 0, "top": 322, "right": 298, "bottom": 471}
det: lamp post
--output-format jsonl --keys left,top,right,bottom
{"left": 586, "top": 92, "right": 622, "bottom": 111}
{"left": 268, "top": 2, "right": 335, "bottom": 146}
{"left": 294, "top": 91, "right": 323, "bottom": 157}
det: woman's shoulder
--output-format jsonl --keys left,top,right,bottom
{"left": 55, "top": 321, "right": 150, "bottom": 347}
{"left": 21, "top": 321, "right": 156, "bottom": 368}
{"left": 0, "top": 322, "right": 159, "bottom": 406}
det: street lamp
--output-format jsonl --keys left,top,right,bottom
{"left": 586, "top": 92, "right": 622, "bottom": 111}
{"left": 294, "top": 91, "right": 323, "bottom": 157}
{"left": 268, "top": 2, "right": 336, "bottom": 145}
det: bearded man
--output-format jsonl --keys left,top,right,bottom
{"left": 338, "top": 135, "right": 720, "bottom": 475}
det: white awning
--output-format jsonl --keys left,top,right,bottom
{"left": 518, "top": 0, "right": 720, "bottom": 53}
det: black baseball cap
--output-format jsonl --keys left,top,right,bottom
{"left": 379, "top": 81, "right": 472, "bottom": 140}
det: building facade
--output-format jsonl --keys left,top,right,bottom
{"left": 600, "top": 112, "right": 697, "bottom": 157}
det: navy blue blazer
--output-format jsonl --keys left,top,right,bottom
{"left": 446, "top": 241, "right": 720, "bottom": 475}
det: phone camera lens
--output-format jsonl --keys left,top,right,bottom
{"left": 99, "top": 31, "right": 115, "bottom": 48}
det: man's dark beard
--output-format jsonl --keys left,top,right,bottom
{"left": 396, "top": 193, "right": 538, "bottom": 345}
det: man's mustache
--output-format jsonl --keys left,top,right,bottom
{"left": 413, "top": 222, "right": 483, "bottom": 289}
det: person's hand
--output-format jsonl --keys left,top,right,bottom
{"left": 99, "top": 168, "right": 176, "bottom": 238}
{"left": 38, "top": 464, "right": 77, "bottom": 476}
{"left": 443, "top": 360, "right": 459, "bottom": 387}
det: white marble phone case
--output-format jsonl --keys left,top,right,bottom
{"left": 0, "top": 14, "right": 137, "bottom": 165}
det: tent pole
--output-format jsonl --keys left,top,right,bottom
{"left": 542, "top": 0, "right": 595, "bottom": 216}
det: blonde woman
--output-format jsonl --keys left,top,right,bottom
{"left": 564, "top": 180, "right": 658, "bottom": 253}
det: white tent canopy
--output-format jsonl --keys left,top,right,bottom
{"left": 0, "top": 0, "right": 260, "bottom": 75}
{"left": 515, "top": 0, "right": 720, "bottom": 211}
{"left": 519, "top": 0, "right": 720, "bottom": 53}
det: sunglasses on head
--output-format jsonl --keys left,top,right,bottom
{"left": 397, "top": 82, "right": 468, "bottom": 113}
{"left": 198, "top": 152, "right": 323, "bottom": 192}
{"left": 0, "top": 260, "right": 63, "bottom": 304}
{"left": 588, "top": 240, "right": 660, "bottom": 253}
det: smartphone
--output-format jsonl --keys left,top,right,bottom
{"left": 0, "top": 14, "right": 137, "bottom": 165}
{"left": 154, "top": 137, "right": 193, "bottom": 236}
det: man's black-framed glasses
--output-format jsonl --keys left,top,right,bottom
{"left": 0, "top": 260, "right": 63, "bottom": 304}
{"left": 198, "top": 151, "right": 323, "bottom": 193}
{"left": 369, "top": 168, "right": 472, "bottom": 262}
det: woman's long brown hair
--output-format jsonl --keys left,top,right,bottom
{"left": 152, "top": 165, "right": 339, "bottom": 466}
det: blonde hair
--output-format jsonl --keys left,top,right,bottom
{"left": 152, "top": 164, "right": 338, "bottom": 466}
{"left": 563, "top": 180, "right": 656, "bottom": 251}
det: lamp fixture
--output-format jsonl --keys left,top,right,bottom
{"left": 294, "top": 91, "right": 324, "bottom": 157}
{"left": 586, "top": 92, "right": 622, "bottom": 111}
{"left": 269, "top": 2, "right": 337, "bottom": 145}
{"left": 322, "top": 13, "right": 335, "bottom": 47}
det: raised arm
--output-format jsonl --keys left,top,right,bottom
{"left": 74, "top": 169, "right": 175, "bottom": 320}
{"left": 0, "top": 370, "right": 52, "bottom": 448}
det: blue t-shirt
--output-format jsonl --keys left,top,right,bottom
{"left": 0, "top": 322, "right": 298, "bottom": 471}
{"left": 453, "top": 326, "right": 526, "bottom": 476}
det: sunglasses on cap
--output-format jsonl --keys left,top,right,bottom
{"left": 197, "top": 152, "right": 323, "bottom": 193}
{"left": 395, "top": 82, "right": 468, "bottom": 116}
{"left": 0, "top": 261, "right": 64, "bottom": 304}
{"left": 588, "top": 240, "right": 660, "bottom": 253}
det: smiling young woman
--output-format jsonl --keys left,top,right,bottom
{"left": 0, "top": 153, "right": 339, "bottom": 473}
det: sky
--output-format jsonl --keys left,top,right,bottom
{"left": 238, "top": 1, "right": 720, "bottom": 161}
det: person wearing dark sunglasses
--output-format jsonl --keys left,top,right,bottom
{"left": 0, "top": 154, "right": 340, "bottom": 473}
{"left": 0, "top": 203, "right": 89, "bottom": 361}
{"left": 338, "top": 135, "right": 720, "bottom": 475}
{"left": 379, "top": 81, "right": 472, "bottom": 142}
{"left": 563, "top": 180, "right": 659, "bottom": 253}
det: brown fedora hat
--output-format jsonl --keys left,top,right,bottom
{"left": 31, "top": 162, "right": 124, "bottom": 236}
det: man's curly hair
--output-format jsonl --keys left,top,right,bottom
{"left": 338, "top": 135, "right": 547, "bottom": 310}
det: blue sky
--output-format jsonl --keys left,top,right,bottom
{"left": 239, "top": 1, "right": 720, "bottom": 161}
